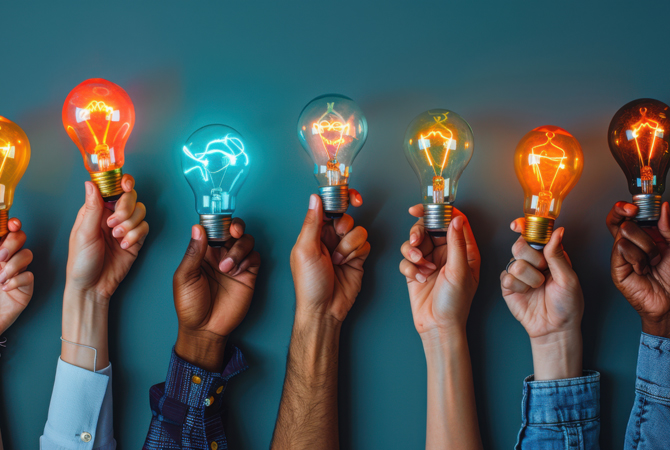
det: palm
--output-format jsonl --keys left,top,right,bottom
{"left": 175, "top": 246, "right": 258, "bottom": 337}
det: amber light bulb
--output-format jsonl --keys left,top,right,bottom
{"left": 63, "top": 78, "right": 135, "bottom": 201}
{"left": 514, "top": 126, "right": 583, "bottom": 249}
{"left": 0, "top": 117, "right": 30, "bottom": 236}
{"left": 608, "top": 98, "right": 670, "bottom": 224}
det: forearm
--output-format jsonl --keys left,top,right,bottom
{"left": 61, "top": 285, "right": 110, "bottom": 371}
{"left": 530, "top": 328, "right": 582, "bottom": 381}
{"left": 271, "top": 313, "right": 341, "bottom": 450}
{"left": 422, "top": 328, "right": 482, "bottom": 450}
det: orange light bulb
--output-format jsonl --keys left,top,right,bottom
{"left": 63, "top": 78, "right": 135, "bottom": 201}
{"left": 0, "top": 117, "right": 30, "bottom": 236}
{"left": 514, "top": 125, "right": 583, "bottom": 248}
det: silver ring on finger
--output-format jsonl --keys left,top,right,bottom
{"left": 506, "top": 258, "right": 517, "bottom": 273}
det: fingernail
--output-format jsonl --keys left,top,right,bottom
{"left": 309, "top": 195, "right": 318, "bottom": 210}
{"left": 625, "top": 204, "right": 636, "bottom": 213}
{"left": 120, "top": 241, "right": 129, "bottom": 249}
{"left": 419, "top": 266, "right": 434, "bottom": 274}
{"left": 651, "top": 254, "right": 662, "bottom": 266}
{"left": 192, "top": 226, "right": 202, "bottom": 240}
{"left": 332, "top": 252, "right": 344, "bottom": 265}
{"left": 220, "top": 257, "right": 235, "bottom": 273}
{"left": 113, "top": 227, "right": 124, "bottom": 238}
{"left": 2, "top": 283, "right": 9, "bottom": 291}
{"left": 107, "top": 216, "right": 118, "bottom": 227}
{"left": 85, "top": 182, "right": 94, "bottom": 197}
{"left": 0, "top": 248, "right": 8, "bottom": 262}
{"left": 452, "top": 216, "right": 463, "bottom": 230}
{"left": 424, "top": 261, "right": 437, "bottom": 270}
{"left": 409, "top": 249, "right": 421, "bottom": 263}
{"left": 0, "top": 270, "right": 7, "bottom": 284}
{"left": 410, "top": 233, "right": 418, "bottom": 245}
{"left": 510, "top": 222, "right": 516, "bottom": 231}
{"left": 416, "top": 273, "right": 426, "bottom": 283}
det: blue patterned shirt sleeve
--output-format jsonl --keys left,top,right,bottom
{"left": 515, "top": 371, "right": 600, "bottom": 450}
{"left": 625, "top": 332, "right": 670, "bottom": 449}
{"left": 143, "top": 346, "right": 247, "bottom": 450}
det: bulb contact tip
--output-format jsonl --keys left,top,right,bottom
{"left": 319, "top": 185, "right": 349, "bottom": 218}
{"left": 90, "top": 168, "right": 124, "bottom": 201}
{"left": 523, "top": 215, "right": 554, "bottom": 248}
{"left": 424, "top": 203, "right": 452, "bottom": 235}
{"left": 199, "top": 214, "right": 232, "bottom": 246}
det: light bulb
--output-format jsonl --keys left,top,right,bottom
{"left": 608, "top": 98, "right": 670, "bottom": 223}
{"left": 404, "top": 109, "right": 474, "bottom": 235}
{"left": 182, "top": 124, "right": 250, "bottom": 246}
{"left": 297, "top": 94, "right": 368, "bottom": 217}
{"left": 514, "top": 126, "right": 583, "bottom": 248}
{"left": 63, "top": 78, "right": 135, "bottom": 201}
{"left": 0, "top": 117, "right": 30, "bottom": 236}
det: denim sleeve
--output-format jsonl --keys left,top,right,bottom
{"left": 143, "top": 346, "right": 247, "bottom": 450}
{"left": 624, "top": 332, "right": 670, "bottom": 449}
{"left": 516, "top": 371, "right": 600, "bottom": 450}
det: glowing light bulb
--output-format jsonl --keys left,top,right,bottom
{"left": 0, "top": 117, "right": 30, "bottom": 236}
{"left": 297, "top": 94, "right": 368, "bottom": 217}
{"left": 63, "top": 78, "right": 135, "bottom": 201}
{"left": 608, "top": 98, "right": 670, "bottom": 223}
{"left": 514, "top": 126, "right": 583, "bottom": 248}
{"left": 404, "top": 109, "right": 474, "bottom": 235}
{"left": 182, "top": 124, "right": 250, "bottom": 246}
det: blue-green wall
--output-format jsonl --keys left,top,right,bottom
{"left": 1, "top": 1, "right": 667, "bottom": 448}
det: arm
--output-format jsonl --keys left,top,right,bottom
{"left": 501, "top": 219, "right": 599, "bottom": 449}
{"left": 398, "top": 206, "right": 482, "bottom": 449}
{"left": 144, "top": 219, "right": 259, "bottom": 449}
{"left": 271, "top": 191, "right": 370, "bottom": 450}
{"left": 606, "top": 202, "right": 670, "bottom": 448}
{"left": 42, "top": 177, "right": 148, "bottom": 450}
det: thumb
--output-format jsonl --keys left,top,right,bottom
{"left": 543, "top": 228, "right": 572, "bottom": 283}
{"left": 78, "top": 182, "right": 104, "bottom": 238}
{"left": 446, "top": 215, "right": 468, "bottom": 275}
{"left": 657, "top": 202, "right": 670, "bottom": 244}
{"left": 296, "top": 194, "right": 325, "bottom": 248}
{"left": 175, "top": 225, "right": 208, "bottom": 283}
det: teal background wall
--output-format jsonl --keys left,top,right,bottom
{"left": 1, "top": 1, "right": 669, "bottom": 448}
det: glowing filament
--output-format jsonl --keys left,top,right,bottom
{"left": 312, "top": 102, "right": 352, "bottom": 165}
{"left": 183, "top": 135, "right": 248, "bottom": 188}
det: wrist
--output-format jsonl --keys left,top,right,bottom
{"left": 641, "top": 317, "right": 670, "bottom": 339}
{"left": 175, "top": 327, "right": 228, "bottom": 373}
{"left": 530, "top": 328, "right": 583, "bottom": 381}
{"left": 420, "top": 325, "right": 467, "bottom": 351}
{"left": 63, "top": 284, "right": 110, "bottom": 308}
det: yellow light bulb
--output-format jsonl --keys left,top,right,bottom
{"left": 0, "top": 117, "right": 30, "bottom": 236}
{"left": 514, "top": 125, "right": 583, "bottom": 248}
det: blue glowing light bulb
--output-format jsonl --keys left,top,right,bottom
{"left": 182, "top": 124, "right": 250, "bottom": 245}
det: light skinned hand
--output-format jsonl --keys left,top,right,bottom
{"left": 399, "top": 205, "right": 480, "bottom": 336}
{"left": 607, "top": 201, "right": 670, "bottom": 338}
{"left": 173, "top": 220, "right": 260, "bottom": 371}
{"left": 0, "top": 218, "right": 34, "bottom": 335}
{"left": 66, "top": 175, "right": 149, "bottom": 302}
{"left": 290, "top": 189, "right": 370, "bottom": 323}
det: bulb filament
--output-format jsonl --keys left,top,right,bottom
{"left": 528, "top": 131, "right": 566, "bottom": 217}
{"left": 629, "top": 107, "right": 665, "bottom": 194}
{"left": 312, "top": 102, "right": 353, "bottom": 185}
{"left": 419, "top": 114, "right": 455, "bottom": 203}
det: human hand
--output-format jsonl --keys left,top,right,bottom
{"left": 290, "top": 190, "right": 370, "bottom": 324}
{"left": 173, "top": 220, "right": 260, "bottom": 372}
{"left": 0, "top": 218, "right": 34, "bottom": 335}
{"left": 65, "top": 175, "right": 149, "bottom": 303}
{"left": 607, "top": 201, "right": 670, "bottom": 338}
{"left": 500, "top": 218, "right": 583, "bottom": 380}
{"left": 399, "top": 205, "right": 480, "bottom": 341}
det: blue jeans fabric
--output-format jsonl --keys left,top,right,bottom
{"left": 516, "top": 371, "right": 600, "bottom": 449}
{"left": 624, "top": 332, "right": 670, "bottom": 449}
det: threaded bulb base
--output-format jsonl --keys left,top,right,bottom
{"left": 90, "top": 168, "right": 123, "bottom": 201}
{"left": 423, "top": 203, "right": 453, "bottom": 236}
{"left": 200, "top": 214, "right": 232, "bottom": 246}
{"left": 523, "top": 215, "right": 554, "bottom": 250}
{"left": 0, "top": 210, "right": 8, "bottom": 237}
{"left": 319, "top": 185, "right": 349, "bottom": 218}
{"left": 633, "top": 194, "right": 662, "bottom": 224}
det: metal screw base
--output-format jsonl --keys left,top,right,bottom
{"left": 423, "top": 203, "right": 453, "bottom": 236}
{"left": 0, "top": 210, "right": 8, "bottom": 237}
{"left": 199, "top": 214, "right": 232, "bottom": 246}
{"left": 633, "top": 194, "right": 662, "bottom": 224}
{"left": 90, "top": 168, "right": 124, "bottom": 202}
{"left": 319, "top": 185, "right": 349, "bottom": 218}
{"left": 523, "top": 215, "right": 554, "bottom": 249}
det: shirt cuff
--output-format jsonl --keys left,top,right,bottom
{"left": 41, "top": 358, "right": 115, "bottom": 450}
{"left": 521, "top": 370, "right": 600, "bottom": 425}
{"left": 635, "top": 332, "right": 670, "bottom": 400}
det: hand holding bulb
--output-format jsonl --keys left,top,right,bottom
{"left": 0, "top": 117, "right": 30, "bottom": 236}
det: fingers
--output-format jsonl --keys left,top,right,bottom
{"left": 606, "top": 201, "right": 637, "bottom": 237}
{"left": 511, "top": 236, "right": 548, "bottom": 271}
{"left": 121, "top": 174, "right": 135, "bottom": 192}
{"left": 295, "top": 194, "right": 325, "bottom": 249}
{"left": 2, "top": 271, "right": 34, "bottom": 295}
{"left": 408, "top": 204, "right": 424, "bottom": 218}
{"left": 121, "top": 221, "right": 149, "bottom": 250}
{"left": 400, "top": 240, "right": 437, "bottom": 269}
{"left": 510, "top": 218, "right": 525, "bottom": 234}
{"left": 231, "top": 250, "right": 261, "bottom": 277}
{"left": 657, "top": 202, "right": 670, "bottom": 245}
{"left": 543, "top": 228, "right": 576, "bottom": 284}
{"left": 174, "top": 225, "right": 208, "bottom": 284}
{"left": 612, "top": 237, "right": 651, "bottom": 277}
{"left": 500, "top": 270, "right": 532, "bottom": 294}
{"left": 78, "top": 182, "right": 105, "bottom": 239}
{"left": 446, "top": 215, "right": 470, "bottom": 275}
{"left": 219, "top": 234, "right": 255, "bottom": 274}
{"left": 107, "top": 187, "right": 138, "bottom": 228}
{"left": 7, "top": 218, "right": 21, "bottom": 233}
{"left": 400, "top": 259, "right": 428, "bottom": 283}
{"left": 452, "top": 209, "right": 481, "bottom": 279}
{"left": 0, "top": 249, "right": 33, "bottom": 284}
{"left": 506, "top": 258, "right": 545, "bottom": 289}
{"left": 333, "top": 214, "right": 354, "bottom": 237}
{"left": 230, "top": 218, "right": 246, "bottom": 240}
{"left": 349, "top": 189, "right": 363, "bottom": 207}
{"left": 332, "top": 226, "right": 369, "bottom": 265}
{"left": 112, "top": 202, "right": 146, "bottom": 240}
{"left": 0, "top": 229, "right": 27, "bottom": 263}
{"left": 617, "top": 220, "right": 661, "bottom": 266}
